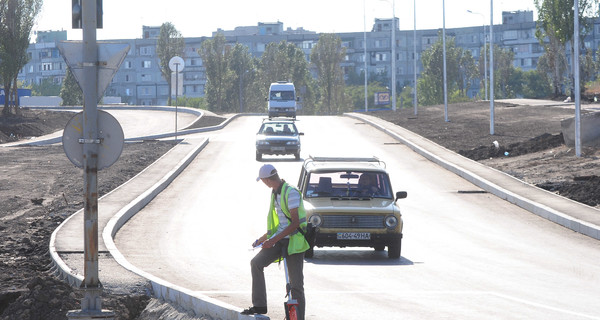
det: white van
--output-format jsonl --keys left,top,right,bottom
{"left": 267, "top": 81, "right": 298, "bottom": 119}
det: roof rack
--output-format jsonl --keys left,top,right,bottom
{"left": 304, "top": 155, "right": 386, "bottom": 168}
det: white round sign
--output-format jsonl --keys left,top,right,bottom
{"left": 62, "top": 110, "right": 124, "bottom": 170}
{"left": 169, "top": 56, "right": 185, "bottom": 72}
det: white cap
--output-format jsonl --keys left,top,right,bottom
{"left": 256, "top": 164, "right": 277, "bottom": 181}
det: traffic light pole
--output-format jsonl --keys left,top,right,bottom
{"left": 67, "top": 0, "right": 113, "bottom": 318}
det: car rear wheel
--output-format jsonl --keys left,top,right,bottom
{"left": 256, "top": 152, "right": 262, "bottom": 161}
{"left": 294, "top": 152, "right": 300, "bottom": 160}
{"left": 387, "top": 239, "right": 401, "bottom": 259}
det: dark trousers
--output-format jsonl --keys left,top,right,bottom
{"left": 250, "top": 239, "right": 305, "bottom": 320}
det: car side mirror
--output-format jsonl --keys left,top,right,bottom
{"left": 265, "top": 97, "right": 268, "bottom": 101}
{"left": 395, "top": 191, "right": 407, "bottom": 202}
{"left": 297, "top": 97, "right": 300, "bottom": 101}
{"left": 299, "top": 132, "right": 304, "bottom": 136}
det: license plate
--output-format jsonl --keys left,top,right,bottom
{"left": 271, "top": 147, "right": 285, "bottom": 152}
{"left": 337, "top": 232, "right": 370, "bottom": 240}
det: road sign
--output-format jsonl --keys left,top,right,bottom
{"left": 57, "top": 41, "right": 130, "bottom": 99}
{"left": 169, "top": 56, "right": 185, "bottom": 72}
{"left": 62, "top": 110, "right": 124, "bottom": 170}
{"left": 375, "top": 92, "right": 391, "bottom": 106}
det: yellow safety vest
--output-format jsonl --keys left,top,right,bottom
{"left": 267, "top": 182, "right": 309, "bottom": 255}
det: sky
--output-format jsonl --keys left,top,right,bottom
{"left": 33, "top": 0, "right": 538, "bottom": 41}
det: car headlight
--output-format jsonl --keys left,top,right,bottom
{"left": 257, "top": 141, "right": 269, "bottom": 145}
{"left": 286, "top": 141, "right": 298, "bottom": 145}
{"left": 384, "top": 215, "right": 398, "bottom": 228}
{"left": 308, "top": 214, "right": 322, "bottom": 227}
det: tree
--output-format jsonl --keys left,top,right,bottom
{"left": 156, "top": 22, "right": 184, "bottom": 106}
{"left": 198, "top": 33, "right": 231, "bottom": 112}
{"left": 60, "top": 67, "right": 83, "bottom": 106}
{"left": 228, "top": 44, "right": 262, "bottom": 113}
{"left": 259, "top": 41, "right": 315, "bottom": 113}
{"left": 417, "top": 33, "right": 466, "bottom": 106}
{"left": 0, "top": 0, "right": 42, "bottom": 116}
{"left": 310, "top": 33, "right": 347, "bottom": 114}
{"left": 31, "top": 78, "right": 61, "bottom": 96}
{"left": 493, "top": 45, "right": 517, "bottom": 98}
{"left": 534, "top": 0, "right": 599, "bottom": 97}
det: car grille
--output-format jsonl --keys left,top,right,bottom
{"left": 322, "top": 215, "right": 384, "bottom": 229}
{"left": 269, "top": 140, "right": 288, "bottom": 146}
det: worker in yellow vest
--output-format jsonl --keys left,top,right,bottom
{"left": 242, "top": 164, "right": 309, "bottom": 320}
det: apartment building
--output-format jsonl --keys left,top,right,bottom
{"left": 18, "top": 10, "right": 577, "bottom": 105}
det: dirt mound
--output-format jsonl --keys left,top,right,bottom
{"left": 459, "top": 133, "right": 565, "bottom": 161}
{"left": 0, "top": 110, "right": 73, "bottom": 143}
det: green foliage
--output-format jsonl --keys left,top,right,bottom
{"left": 60, "top": 67, "right": 83, "bottom": 106}
{"left": 534, "top": 0, "right": 599, "bottom": 96}
{"left": 417, "top": 33, "right": 466, "bottom": 106}
{"left": 228, "top": 43, "right": 263, "bottom": 113}
{"left": 30, "top": 78, "right": 61, "bottom": 96}
{"left": 176, "top": 96, "right": 207, "bottom": 109}
{"left": 345, "top": 81, "right": 388, "bottom": 111}
{"left": 0, "top": 0, "right": 43, "bottom": 114}
{"left": 259, "top": 40, "right": 315, "bottom": 113}
{"left": 310, "top": 33, "right": 347, "bottom": 114}
{"left": 521, "top": 69, "right": 552, "bottom": 98}
{"left": 198, "top": 33, "right": 231, "bottom": 112}
{"left": 156, "top": 22, "right": 185, "bottom": 106}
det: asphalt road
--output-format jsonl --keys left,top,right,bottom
{"left": 114, "top": 115, "right": 600, "bottom": 320}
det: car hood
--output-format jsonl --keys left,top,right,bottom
{"left": 303, "top": 197, "right": 398, "bottom": 214}
{"left": 256, "top": 134, "right": 299, "bottom": 142}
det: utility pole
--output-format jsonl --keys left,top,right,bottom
{"left": 67, "top": 2, "right": 114, "bottom": 319}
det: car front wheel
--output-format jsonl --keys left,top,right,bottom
{"left": 387, "top": 239, "right": 401, "bottom": 259}
{"left": 256, "top": 152, "right": 262, "bottom": 161}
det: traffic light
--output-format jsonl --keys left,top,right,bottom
{"left": 72, "top": 0, "right": 103, "bottom": 29}
{"left": 72, "top": 0, "right": 82, "bottom": 29}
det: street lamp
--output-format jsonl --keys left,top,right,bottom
{"left": 467, "top": 10, "right": 488, "bottom": 100}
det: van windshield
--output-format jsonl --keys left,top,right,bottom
{"left": 270, "top": 90, "right": 295, "bottom": 101}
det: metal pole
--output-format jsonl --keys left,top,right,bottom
{"left": 490, "top": 0, "right": 495, "bottom": 135}
{"left": 364, "top": 0, "right": 368, "bottom": 112}
{"left": 484, "top": 23, "right": 488, "bottom": 100}
{"left": 413, "top": 0, "right": 417, "bottom": 115}
{"left": 175, "top": 64, "right": 179, "bottom": 141}
{"left": 68, "top": 1, "right": 114, "bottom": 318}
{"left": 391, "top": 0, "right": 396, "bottom": 111}
{"left": 574, "top": 0, "right": 581, "bottom": 157}
{"left": 443, "top": 0, "right": 448, "bottom": 122}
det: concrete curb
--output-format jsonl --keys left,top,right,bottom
{"left": 345, "top": 112, "right": 600, "bottom": 240}
{"left": 48, "top": 113, "right": 264, "bottom": 319}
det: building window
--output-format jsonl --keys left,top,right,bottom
{"left": 42, "top": 63, "right": 52, "bottom": 71}
{"left": 141, "top": 74, "right": 151, "bottom": 81}
{"left": 375, "top": 53, "right": 387, "bottom": 61}
{"left": 142, "top": 60, "right": 151, "bottom": 68}
{"left": 124, "top": 61, "right": 132, "bottom": 69}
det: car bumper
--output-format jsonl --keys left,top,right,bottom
{"left": 313, "top": 232, "right": 402, "bottom": 248}
{"left": 268, "top": 109, "right": 296, "bottom": 118}
{"left": 256, "top": 145, "right": 300, "bottom": 155}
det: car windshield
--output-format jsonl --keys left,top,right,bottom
{"left": 304, "top": 171, "right": 393, "bottom": 199}
{"left": 270, "top": 90, "right": 295, "bottom": 101}
{"left": 259, "top": 122, "right": 297, "bottom": 136}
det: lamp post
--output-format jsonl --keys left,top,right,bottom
{"left": 391, "top": 0, "right": 396, "bottom": 111}
{"left": 467, "top": 10, "right": 487, "bottom": 100}
{"left": 364, "top": 0, "right": 368, "bottom": 112}
{"left": 413, "top": 0, "right": 417, "bottom": 115}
